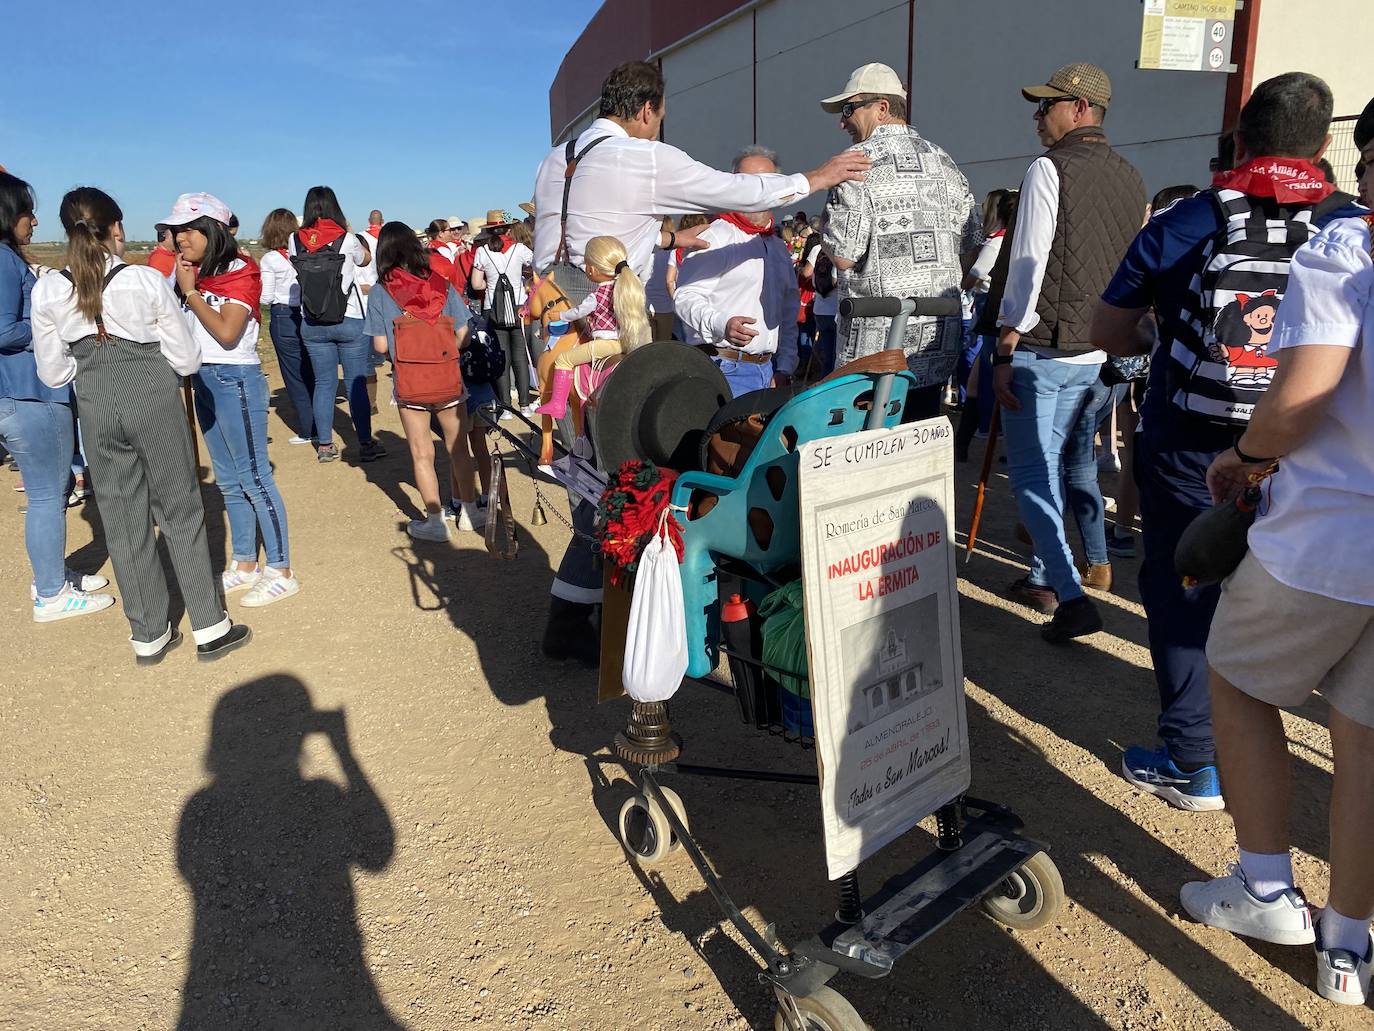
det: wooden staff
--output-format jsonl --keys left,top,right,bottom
{"left": 183, "top": 378, "right": 201, "bottom": 477}
{"left": 964, "top": 404, "right": 1000, "bottom": 564}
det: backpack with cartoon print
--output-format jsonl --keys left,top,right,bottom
{"left": 1167, "top": 188, "right": 1353, "bottom": 425}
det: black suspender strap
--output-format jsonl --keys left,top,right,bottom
{"left": 60, "top": 264, "right": 128, "bottom": 341}
{"left": 554, "top": 134, "right": 612, "bottom": 265}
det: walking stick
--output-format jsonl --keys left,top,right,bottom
{"left": 183, "top": 378, "right": 202, "bottom": 476}
{"left": 964, "top": 404, "right": 1000, "bottom": 564}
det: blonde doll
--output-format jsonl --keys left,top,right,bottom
{"left": 535, "top": 235, "right": 650, "bottom": 419}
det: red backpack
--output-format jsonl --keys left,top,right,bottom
{"left": 392, "top": 311, "right": 463, "bottom": 407}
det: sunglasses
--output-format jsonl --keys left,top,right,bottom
{"left": 1035, "top": 96, "right": 1079, "bottom": 117}
{"left": 840, "top": 98, "right": 881, "bottom": 119}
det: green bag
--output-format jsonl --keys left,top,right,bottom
{"left": 759, "top": 580, "right": 808, "bottom": 700}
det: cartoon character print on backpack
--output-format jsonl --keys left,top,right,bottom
{"left": 1208, "top": 289, "right": 1279, "bottom": 388}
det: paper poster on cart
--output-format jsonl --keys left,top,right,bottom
{"left": 799, "top": 419, "right": 970, "bottom": 879}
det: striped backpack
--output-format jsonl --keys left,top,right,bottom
{"left": 1167, "top": 187, "right": 1353, "bottom": 425}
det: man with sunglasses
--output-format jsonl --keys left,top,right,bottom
{"left": 988, "top": 63, "right": 1145, "bottom": 643}
{"left": 819, "top": 63, "right": 982, "bottom": 419}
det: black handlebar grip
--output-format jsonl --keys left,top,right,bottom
{"left": 838, "top": 296, "right": 963, "bottom": 319}
{"left": 839, "top": 297, "right": 903, "bottom": 318}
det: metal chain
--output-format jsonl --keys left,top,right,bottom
{"left": 485, "top": 426, "right": 599, "bottom": 544}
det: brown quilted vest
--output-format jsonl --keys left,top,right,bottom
{"left": 980, "top": 126, "right": 1145, "bottom": 353}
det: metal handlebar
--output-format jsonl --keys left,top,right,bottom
{"left": 839, "top": 296, "right": 962, "bottom": 319}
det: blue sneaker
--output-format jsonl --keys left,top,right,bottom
{"left": 1121, "top": 746, "right": 1224, "bottom": 812}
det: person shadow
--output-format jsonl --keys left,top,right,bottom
{"left": 175, "top": 674, "right": 406, "bottom": 1031}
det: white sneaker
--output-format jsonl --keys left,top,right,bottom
{"left": 1180, "top": 865, "right": 1315, "bottom": 946}
{"left": 407, "top": 515, "right": 451, "bottom": 542}
{"left": 33, "top": 582, "right": 116, "bottom": 623}
{"left": 1315, "top": 916, "right": 1373, "bottom": 1006}
{"left": 288, "top": 435, "right": 313, "bottom": 445}
{"left": 456, "top": 501, "right": 486, "bottom": 532}
{"left": 222, "top": 565, "right": 260, "bottom": 593}
{"left": 30, "top": 571, "right": 109, "bottom": 600}
{"left": 240, "top": 567, "right": 299, "bottom": 608}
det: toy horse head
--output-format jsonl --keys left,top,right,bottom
{"left": 528, "top": 272, "right": 572, "bottom": 328}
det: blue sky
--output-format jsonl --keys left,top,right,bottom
{"left": 6, "top": 0, "right": 603, "bottom": 242}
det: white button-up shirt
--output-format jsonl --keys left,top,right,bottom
{"left": 674, "top": 218, "right": 800, "bottom": 375}
{"left": 532, "top": 117, "right": 814, "bottom": 282}
{"left": 32, "top": 255, "right": 202, "bottom": 387}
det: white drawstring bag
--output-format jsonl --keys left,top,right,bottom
{"left": 622, "top": 510, "right": 689, "bottom": 702}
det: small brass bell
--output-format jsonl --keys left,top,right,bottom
{"left": 531, "top": 498, "right": 549, "bottom": 526}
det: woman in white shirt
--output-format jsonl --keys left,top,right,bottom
{"left": 288, "top": 186, "right": 384, "bottom": 464}
{"left": 259, "top": 208, "right": 314, "bottom": 445}
{"left": 163, "top": 191, "right": 299, "bottom": 610}
{"left": 470, "top": 218, "right": 535, "bottom": 410}
{"left": 31, "top": 187, "right": 248, "bottom": 662}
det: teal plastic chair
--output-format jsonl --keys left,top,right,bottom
{"left": 671, "top": 370, "right": 917, "bottom": 678}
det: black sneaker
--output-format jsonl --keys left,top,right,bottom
{"left": 1041, "top": 597, "right": 1104, "bottom": 644}
{"left": 135, "top": 628, "right": 184, "bottom": 667}
{"left": 1007, "top": 576, "right": 1058, "bottom": 614}
{"left": 359, "top": 440, "right": 387, "bottom": 462}
{"left": 317, "top": 443, "right": 340, "bottom": 463}
{"left": 196, "top": 623, "right": 252, "bottom": 662}
{"left": 1106, "top": 528, "right": 1136, "bottom": 559}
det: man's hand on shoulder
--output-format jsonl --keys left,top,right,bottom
{"left": 806, "top": 150, "right": 871, "bottom": 194}
{"left": 675, "top": 222, "right": 713, "bottom": 253}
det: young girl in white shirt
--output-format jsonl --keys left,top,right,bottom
{"left": 259, "top": 208, "right": 314, "bottom": 444}
{"left": 163, "top": 191, "right": 299, "bottom": 609}
{"left": 31, "top": 187, "right": 248, "bottom": 662}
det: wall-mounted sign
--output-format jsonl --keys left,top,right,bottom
{"left": 1139, "top": 0, "right": 1236, "bottom": 72}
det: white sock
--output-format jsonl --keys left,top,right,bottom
{"left": 1321, "top": 907, "right": 1373, "bottom": 957}
{"left": 1238, "top": 848, "right": 1294, "bottom": 902}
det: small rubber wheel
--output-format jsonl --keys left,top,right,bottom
{"left": 618, "top": 791, "right": 683, "bottom": 865}
{"left": 773, "top": 986, "right": 870, "bottom": 1031}
{"left": 657, "top": 786, "right": 688, "bottom": 853}
{"left": 980, "top": 851, "right": 1065, "bottom": 931}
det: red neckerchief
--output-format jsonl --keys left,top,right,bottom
{"left": 274, "top": 247, "right": 288, "bottom": 259}
{"left": 297, "top": 218, "right": 346, "bottom": 253}
{"left": 716, "top": 211, "right": 774, "bottom": 236}
{"left": 1212, "top": 157, "right": 1337, "bottom": 204}
{"left": 428, "top": 249, "right": 459, "bottom": 288}
{"left": 385, "top": 268, "right": 449, "bottom": 324}
{"left": 147, "top": 245, "right": 178, "bottom": 276}
{"left": 992, "top": 228, "right": 1007, "bottom": 238}
{"left": 197, "top": 255, "right": 262, "bottom": 320}
{"left": 366, "top": 224, "right": 381, "bottom": 239}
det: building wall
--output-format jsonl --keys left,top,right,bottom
{"left": 1251, "top": 0, "right": 1372, "bottom": 117}
{"left": 643, "top": 0, "right": 1227, "bottom": 207}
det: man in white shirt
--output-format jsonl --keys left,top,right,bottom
{"left": 532, "top": 60, "right": 869, "bottom": 666}
{"left": 988, "top": 62, "right": 1145, "bottom": 643}
{"left": 532, "top": 61, "right": 869, "bottom": 284}
{"left": 675, "top": 146, "right": 800, "bottom": 397}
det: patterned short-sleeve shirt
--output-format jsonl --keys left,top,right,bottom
{"left": 823, "top": 124, "right": 982, "bottom": 387}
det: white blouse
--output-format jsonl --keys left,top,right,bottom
{"left": 32, "top": 255, "right": 201, "bottom": 387}
{"left": 259, "top": 248, "right": 300, "bottom": 307}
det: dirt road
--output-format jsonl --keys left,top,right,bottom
{"left": 0, "top": 372, "right": 1363, "bottom": 1029}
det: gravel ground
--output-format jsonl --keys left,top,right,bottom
{"left": 0, "top": 373, "right": 1366, "bottom": 1030}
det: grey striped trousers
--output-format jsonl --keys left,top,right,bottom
{"left": 69, "top": 334, "right": 226, "bottom": 645}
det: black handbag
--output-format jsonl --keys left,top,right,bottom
{"left": 460, "top": 321, "right": 507, "bottom": 385}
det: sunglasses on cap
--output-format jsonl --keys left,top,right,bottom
{"left": 1035, "top": 96, "right": 1080, "bottom": 117}
{"left": 840, "top": 98, "right": 881, "bottom": 119}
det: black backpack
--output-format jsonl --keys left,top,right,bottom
{"left": 291, "top": 232, "right": 352, "bottom": 325}
{"left": 460, "top": 319, "right": 507, "bottom": 385}
{"left": 487, "top": 248, "right": 520, "bottom": 329}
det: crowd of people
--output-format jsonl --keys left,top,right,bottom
{"left": 2, "top": 51, "right": 1373, "bottom": 1010}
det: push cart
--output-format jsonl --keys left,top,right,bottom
{"left": 483, "top": 297, "right": 1064, "bottom": 1030}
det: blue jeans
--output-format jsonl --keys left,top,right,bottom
{"left": 300, "top": 317, "right": 372, "bottom": 447}
{"left": 713, "top": 356, "right": 773, "bottom": 398}
{"left": 813, "top": 314, "right": 837, "bottom": 377}
{"left": 1001, "top": 352, "right": 1103, "bottom": 602}
{"left": 0, "top": 398, "right": 73, "bottom": 597}
{"left": 269, "top": 305, "right": 315, "bottom": 439}
{"left": 1058, "top": 375, "right": 1113, "bottom": 569}
{"left": 192, "top": 364, "right": 290, "bottom": 568}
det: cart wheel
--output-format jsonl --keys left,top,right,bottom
{"left": 980, "top": 851, "right": 1064, "bottom": 931}
{"left": 773, "top": 986, "right": 870, "bottom": 1031}
{"left": 618, "top": 790, "right": 687, "bottom": 866}
{"left": 658, "top": 786, "right": 689, "bottom": 853}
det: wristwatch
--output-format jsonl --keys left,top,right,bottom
{"left": 992, "top": 352, "right": 1015, "bottom": 366}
